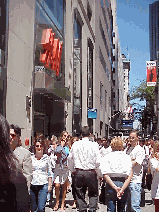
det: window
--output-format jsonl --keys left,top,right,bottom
{"left": 99, "top": 47, "right": 110, "bottom": 81}
{"left": 87, "top": 2, "right": 92, "bottom": 22}
{"left": 100, "top": 82, "right": 103, "bottom": 105}
{"left": 44, "top": 0, "right": 64, "bottom": 32}
{"left": 73, "top": 9, "right": 83, "bottom": 134}
{"left": 87, "top": 39, "right": 93, "bottom": 108}
{"left": 99, "top": 19, "right": 109, "bottom": 57}
{"left": 105, "top": 90, "right": 107, "bottom": 111}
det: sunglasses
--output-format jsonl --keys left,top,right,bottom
{"left": 10, "top": 134, "right": 16, "bottom": 138}
{"left": 36, "top": 145, "right": 43, "bottom": 148}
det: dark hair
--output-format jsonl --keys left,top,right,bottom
{"left": 34, "top": 138, "right": 46, "bottom": 154}
{"left": 0, "top": 114, "right": 17, "bottom": 184}
{"left": 139, "top": 138, "right": 145, "bottom": 144}
{"left": 10, "top": 124, "right": 21, "bottom": 136}
{"left": 81, "top": 126, "right": 90, "bottom": 137}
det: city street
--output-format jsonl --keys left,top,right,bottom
{"left": 45, "top": 188, "right": 155, "bottom": 212}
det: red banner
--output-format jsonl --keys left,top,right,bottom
{"left": 146, "top": 61, "right": 156, "bottom": 86}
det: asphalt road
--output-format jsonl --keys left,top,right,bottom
{"left": 45, "top": 188, "right": 155, "bottom": 212}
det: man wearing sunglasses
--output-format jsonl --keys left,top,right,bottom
{"left": 10, "top": 124, "right": 33, "bottom": 193}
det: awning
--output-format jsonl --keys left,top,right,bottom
{"left": 34, "top": 71, "right": 71, "bottom": 102}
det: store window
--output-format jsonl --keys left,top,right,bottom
{"left": 36, "top": 0, "right": 64, "bottom": 34}
{"left": 34, "top": 0, "right": 65, "bottom": 82}
{"left": 73, "top": 9, "right": 83, "bottom": 134}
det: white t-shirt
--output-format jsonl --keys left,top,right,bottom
{"left": 129, "top": 145, "right": 145, "bottom": 183}
{"left": 100, "top": 146, "right": 112, "bottom": 158}
{"left": 150, "top": 158, "right": 159, "bottom": 199}
{"left": 100, "top": 151, "right": 132, "bottom": 178}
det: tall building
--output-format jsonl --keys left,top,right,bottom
{"left": 1, "top": 0, "right": 119, "bottom": 144}
{"left": 149, "top": 0, "right": 159, "bottom": 61}
{"left": 122, "top": 54, "right": 131, "bottom": 113}
{"left": 111, "top": 0, "right": 125, "bottom": 131}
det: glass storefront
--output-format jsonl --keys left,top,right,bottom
{"left": 33, "top": 0, "right": 66, "bottom": 137}
{"left": 35, "top": 0, "right": 65, "bottom": 82}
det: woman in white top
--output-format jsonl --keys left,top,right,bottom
{"left": 30, "top": 138, "right": 53, "bottom": 212}
{"left": 149, "top": 141, "right": 159, "bottom": 211}
{"left": 100, "top": 136, "right": 133, "bottom": 212}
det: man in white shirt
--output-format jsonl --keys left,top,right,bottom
{"left": 10, "top": 124, "right": 33, "bottom": 193}
{"left": 126, "top": 130, "right": 145, "bottom": 212}
{"left": 68, "top": 126, "right": 101, "bottom": 212}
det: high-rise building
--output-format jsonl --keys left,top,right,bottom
{"left": 2, "top": 0, "right": 121, "bottom": 143}
{"left": 149, "top": 0, "right": 159, "bottom": 61}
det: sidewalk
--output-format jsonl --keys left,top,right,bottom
{"left": 45, "top": 188, "right": 155, "bottom": 212}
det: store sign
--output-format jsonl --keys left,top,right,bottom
{"left": 88, "top": 108, "right": 97, "bottom": 119}
{"left": 122, "top": 120, "right": 133, "bottom": 129}
{"left": 146, "top": 61, "right": 156, "bottom": 86}
{"left": 39, "top": 29, "right": 63, "bottom": 76}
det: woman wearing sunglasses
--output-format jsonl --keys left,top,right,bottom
{"left": 53, "top": 131, "right": 69, "bottom": 211}
{"left": 30, "top": 138, "right": 53, "bottom": 212}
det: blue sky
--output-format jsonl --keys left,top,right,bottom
{"left": 116, "top": 0, "right": 152, "bottom": 90}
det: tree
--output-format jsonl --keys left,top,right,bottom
{"left": 129, "top": 79, "right": 156, "bottom": 136}
{"left": 129, "top": 79, "right": 155, "bottom": 107}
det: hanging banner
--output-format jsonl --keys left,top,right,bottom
{"left": 146, "top": 61, "right": 157, "bottom": 86}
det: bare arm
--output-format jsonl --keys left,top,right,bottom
{"left": 117, "top": 168, "right": 133, "bottom": 199}
{"left": 103, "top": 174, "right": 121, "bottom": 193}
{"left": 48, "top": 177, "right": 52, "bottom": 192}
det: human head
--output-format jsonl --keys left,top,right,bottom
{"left": 0, "top": 114, "right": 17, "bottom": 182}
{"left": 102, "top": 136, "right": 110, "bottom": 148}
{"left": 71, "top": 136, "right": 79, "bottom": 146}
{"left": 110, "top": 136, "right": 123, "bottom": 151}
{"left": 129, "top": 129, "right": 139, "bottom": 147}
{"left": 152, "top": 141, "right": 159, "bottom": 158}
{"left": 139, "top": 138, "right": 145, "bottom": 147}
{"left": 45, "top": 136, "right": 51, "bottom": 147}
{"left": 51, "top": 135, "right": 57, "bottom": 143}
{"left": 58, "top": 131, "right": 69, "bottom": 147}
{"left": 10, "top": 124, "right": 21, "bottom": 150}
{"left": 34, "top": 138, "right": 45, "bottom": 155}
{"left": 60, "top": 131, "right": 69, "bottom": 142}
{"left": 81, "top": 126, "right": 90, "bottom": 137}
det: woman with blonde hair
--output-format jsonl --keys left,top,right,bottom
{"left": 53, "top": 131, "right": 69, "bottom": 211}
{"left": 149, "top": 141, "right": 159, "bottom": 211}
{"left": 100, "top": 136, "right": 133, "bottom": 212}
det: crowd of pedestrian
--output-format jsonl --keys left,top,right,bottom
{"left": 0, "top": 113, "right": 159, "bottom": 212}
